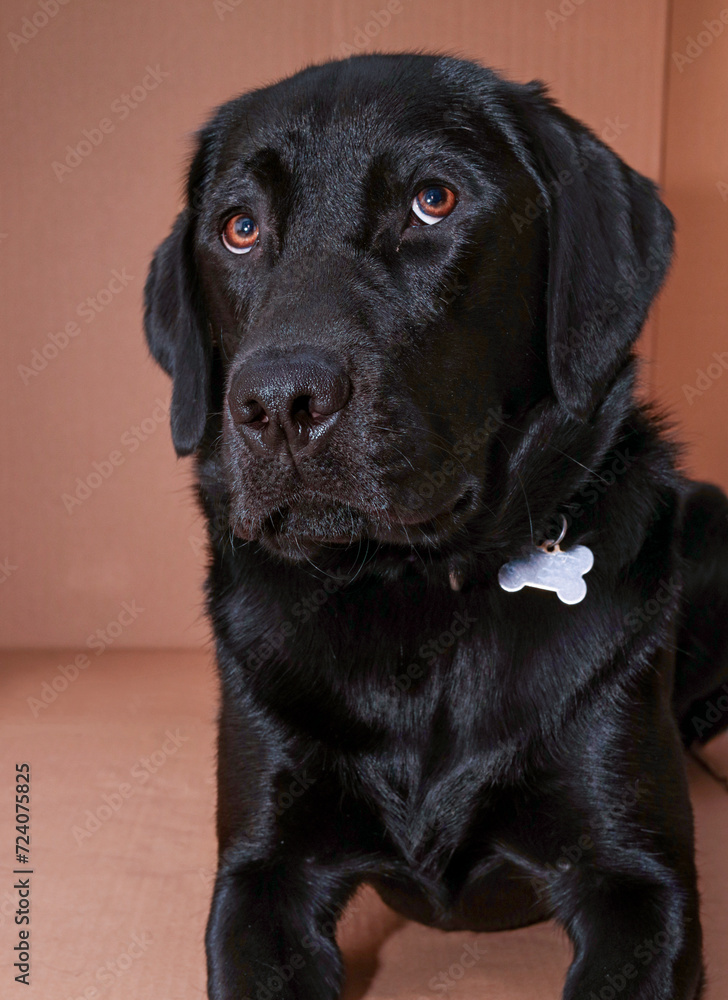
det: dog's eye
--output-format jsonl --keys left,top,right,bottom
{"left": 222, "top": 215, "right": 259, "bottom": 254}
{"left": 411, "top": 186, "right": 457, "bottom": 225}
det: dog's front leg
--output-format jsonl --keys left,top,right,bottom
{"left": 556, "top": 867, "right": 703, "bottom": 1000}
{"left": 205, "top": 855, "right": 351, "bottom": 1000}
{"left": 204, "top": 693, "right": 355, "bottom": 1000}
{"left": 547, "top": 715, "right": 704, "bottom": 999}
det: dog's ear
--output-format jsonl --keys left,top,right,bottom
{"left": 509, "top": 84, "right": 674, "bottom": 420}
{"left": 144, "top": 130, "right": 213, "bottom": 456}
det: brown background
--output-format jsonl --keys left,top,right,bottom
{"left": 1, "top": 0, "right": 726, "bottom": 650}
{"left": 2, "top": 5, "right": 728, "bottom": 998}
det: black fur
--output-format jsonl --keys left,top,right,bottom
{"left": 144, "top": 54, "right": 728, "bottom": 1000}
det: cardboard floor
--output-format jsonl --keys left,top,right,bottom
{"left": 1, "top": 650, "right": 726, "bottom": 999}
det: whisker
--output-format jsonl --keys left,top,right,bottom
{"left": 496, "top": 418, "right": 609, "bottom": 484}
{"left": 494, "top": 435, "right": 534, "bottom": 545}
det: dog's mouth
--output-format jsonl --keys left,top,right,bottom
{"left": 371, "top": 487, "right": 479, "bottom": 541}
{"left": 232, "top": 487, "right": 480, "bottom": 561}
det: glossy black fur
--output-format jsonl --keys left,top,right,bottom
{"left": 144, "top": 54, "right": 728, "bottom": 1000}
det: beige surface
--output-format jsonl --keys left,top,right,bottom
{"left": 0, "top": 0, "right": 674, "bottom": 648}
{"left": 1, "top": 649, "right": 727, "bottom": 999}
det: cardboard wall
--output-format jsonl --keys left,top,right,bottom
{"left": 654, "top": 0, "right": 728, "bottom": 484}
{"left": 5, "top": 0, "right": 719, "bottom": 650}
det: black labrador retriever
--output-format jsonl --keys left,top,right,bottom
{"left": 144, "top": 54, "right": 728, "bottom": 1000}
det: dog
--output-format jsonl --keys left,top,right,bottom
{"left": 144, "top": 54, "right": 728, "bottom": 1000}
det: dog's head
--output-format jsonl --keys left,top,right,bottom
{"left": 145, "top": 54, "right": 673, "bottom": 565}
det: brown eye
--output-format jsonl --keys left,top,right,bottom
{"left": 411, "top": 185, "right": 457, "bottom": 225}
{"left": 222, "top": 214, "right": 259, "bottom": 254}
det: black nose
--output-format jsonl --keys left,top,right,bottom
{"left": 228, "top": 350, "right": 351, "bottom": 453}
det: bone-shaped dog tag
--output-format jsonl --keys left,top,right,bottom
{"left": 498, "top": 542, "right": 594, "bottom": 605}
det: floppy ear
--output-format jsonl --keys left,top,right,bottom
{"left": 144, "top": 133, "right": 213, "bottom": 456}
{"left": 511, "top": 85, "right": 674, "bottom": 420}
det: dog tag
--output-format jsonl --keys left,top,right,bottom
{"left": 498, "top": 542, "right": 594, "bottom": 605}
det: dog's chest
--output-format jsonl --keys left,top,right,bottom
{"left": 333, "top": 625, "right": 560, "bottom": 873}
{"left": 347, "top": 709, "right": 525, "bottom": 873}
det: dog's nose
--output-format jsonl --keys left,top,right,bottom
{"left": 228, "top": 351, "right": 351, "bottom": 452}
